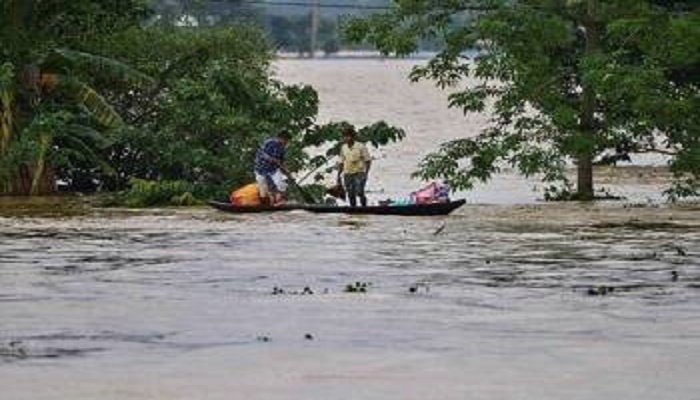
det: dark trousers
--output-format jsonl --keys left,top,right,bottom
{"left": 343, "top": 172, "right": 367, "bottom": 207}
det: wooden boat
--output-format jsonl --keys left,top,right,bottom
{"left": 303, "top": 199, "right": 466, "bottom": 216}
{"left": 208, "top": 199, "right": 466, "bottom": 216}
{"left": 207, "top": 201, "right": 305, "bottom": 213}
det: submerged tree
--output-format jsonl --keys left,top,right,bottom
{"left": 346, "top": 0, "right": 699, "bottom": 200}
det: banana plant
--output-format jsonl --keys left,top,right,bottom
{"left": 0, "top": 0, "right": 153, "bottom": 195}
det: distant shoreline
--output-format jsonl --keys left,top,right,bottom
{"left": 275, "top": 50, "right": 437, "bottom": 60}
{"left": 275, "top": 49, "right": 483, "bottom": 60}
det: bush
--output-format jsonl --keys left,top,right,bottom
{"left": 121, "top": 178, "right": 197, "bottom": 207}
{"left": 88, "top": 25, "right": 323, "bottom": 193}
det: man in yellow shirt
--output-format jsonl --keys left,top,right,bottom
{"left": 338, "top": 127, "right": 371, "bottom": 207}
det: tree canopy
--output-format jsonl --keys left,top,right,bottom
{"left": 346, "top": 0, "right": 699, "bottom": 200}
{"left": 0, "top": 0, "right": 152, "bottom": 194}
{"left": 0, "top": 0, "right": 404, "bottom": 201}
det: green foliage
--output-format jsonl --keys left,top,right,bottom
{"left": 298, "top": 121, "right": 406, "bottom": 181}
{"left": 347, "top": 0, "right": 700, "bottom": 199}
{"left": 118, "top": 178, "right": 197, "bottom": 207}
{"left": 542, "top": 183, "right": 624, "bottom": 202}
{"left": 344, "top": 281, "right": 370, "bottom": 293}
{"left": 289, "top": 183, "right": 325, "bottom": 203}
{"left": 1, "top": 0, "right": 406, "bottom": 201}
{"left": 0, "top": 0, "right": 151, "bottom": 195}
{"left": 89, "top": 24, "right": 405, "bottom": 199}
{"left": 86, "top": 25, "right": 311, "bottom": 192}
{"left": 0, "top": 0, "right": 151, "bottom": 60}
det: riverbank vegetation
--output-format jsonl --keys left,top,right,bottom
{"left": 347, "top": 0, "right": 699, "bottom": 200}
{"left": 3, "top": 0, "right": 696, "bottom": 205}
{"left": 0, "top": 0, "right": 404, "bottom": 204}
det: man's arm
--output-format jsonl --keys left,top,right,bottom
{"left": 337, "top": 146, "right": 345, "bottom": 180}
{"left": 362, "top": 145, "right": 372, "bottom": 174}
{"left": 262, "top": 152, "right": 283, "bottom": 166}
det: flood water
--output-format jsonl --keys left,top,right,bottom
{"left": 1, "top": 59, "right": 700, "bottom": 400}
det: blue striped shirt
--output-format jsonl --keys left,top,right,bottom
{"left": 255, "top": 138, "right": 286, "bottom": 175}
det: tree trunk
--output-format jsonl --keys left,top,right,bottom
{"left": 1, "top": 164, "right": 56, "bottom": 196}
{"left": 578, "top": 75, "right": 595, "bottom": 200}
{"left": 576, "top": 0, "right": 601, "bottom": 201}
{"left": 576, "top": 152, "right": 594, "bottom": 200}
{"left": 14, "top": 164, "right": 32, "bottom": 195}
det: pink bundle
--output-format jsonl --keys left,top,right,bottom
{"left": 411, "top": 182, "right": 450, "bottom": 204}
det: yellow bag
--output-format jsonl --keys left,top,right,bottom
{"left": 229, "top": 183, "right": 261, "bottom": 206}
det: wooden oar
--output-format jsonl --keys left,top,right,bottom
{"left": 282, "top": 169, "right": 317, "bottom": 204}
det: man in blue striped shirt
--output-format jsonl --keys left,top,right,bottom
{"left": 254, "top": 131, "right": 291, "bottom": 205}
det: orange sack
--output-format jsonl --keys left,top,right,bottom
{"left": 230, "top": 183, "right": 261, "bottom": 206}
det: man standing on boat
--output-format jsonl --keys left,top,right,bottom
{"left": 338, "top": 127, "right": 372, "bottom": 207}
{"left": 255, "top": 131, "right": 291, "bottom": 205}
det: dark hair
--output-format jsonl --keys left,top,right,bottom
{"left": 277, "top": 131, "right": 292, "bottom": 140}
{"left": 342, "top": 127, "right": 356, "bottom": 137}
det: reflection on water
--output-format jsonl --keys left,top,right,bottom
{"left": 1, "top": 205, "right": 699, "bottom": 399}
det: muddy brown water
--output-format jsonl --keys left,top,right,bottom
{"left": 1, "top": 59, "right": 699, "bottom": 400}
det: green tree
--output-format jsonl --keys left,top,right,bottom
{"left": 152, "top": 0, "right": 260, "bottom": 26}
{"left": 0, "top": 0, "right": 152, "bottom": 195}
{"left": 93, "top": 26, "right": 310, "bottom": 191}
{"left": 0, "top": 0, "right": 405, "bottom": 201}
{"left": 346, "top": 0, "right": 699, "bottom": 200}
{"left": 87, "top": 24, "right": 404, "bottom": 198}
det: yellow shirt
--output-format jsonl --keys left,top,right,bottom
{"left": 340, "top": 142, "right": 371, "bottom": 174}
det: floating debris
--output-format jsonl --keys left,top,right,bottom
{"left": 272, "top": 286, "right": 285, "bottom": 295}
{"left": 433, "top": 222, "right": 446, "bottom": 235}
{"left": 674, "top": 246, "right": 687, "bottom": 257}
{"left": 0, "top": 340, "right": 27, "bottom": 359}
{"left": 624, "top": 252, "right": 659, "bottom": 261}
{"left": 0, "top": 340, "right": 103, "bottom": 361}
{"left": 338, "top": 220, "right": 366, "bottom": 230}
{"left": 408, "top": 283, "right": 430, "bottom": 294}
{"left": 344, "top": 282, "right": 370, "bottom": 293}
{"left": 272, "top": 286, "right": 321, "bottom": 295}
{"left": 586, "top": 286, "right": 616, "bottom": 296}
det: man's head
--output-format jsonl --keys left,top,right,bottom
{"left": 277, "top": 130, "right": 292, "bottom": 146}
{"left": 342, "top": 127, "right": 356, "bottom": 145}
